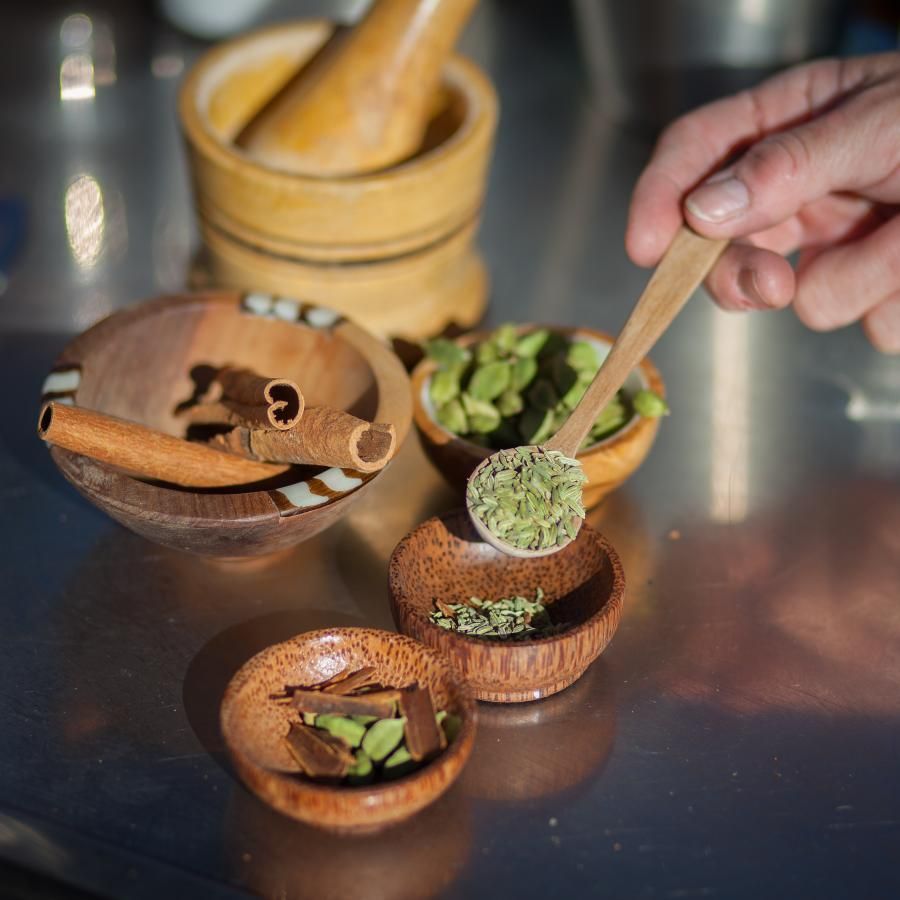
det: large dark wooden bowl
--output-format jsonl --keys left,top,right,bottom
{"left": 220, "top": 628, "right": 477, "bottom": 833}
{"left": 41, "top": 291, "right": 412, "bottom": 557}
{"left": 389, "top": 510, "right": 625, "bottom": 703}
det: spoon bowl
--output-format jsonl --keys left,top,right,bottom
{"left": 465, "top": 446, "right": 584, "bottom": 559}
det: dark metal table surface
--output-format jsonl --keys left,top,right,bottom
{"left": 1, "top": 3, "right": 899, "bottom": 899}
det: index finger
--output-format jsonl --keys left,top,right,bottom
{"left": 624, "top": 56, "right": 879, "bottom": 266}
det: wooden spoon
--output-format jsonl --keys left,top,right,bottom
{"left": 466, "top": 225, "right": 728, "bottom": 558}
{"left": 235, "top": 0, "right": 478, "bottom": 176}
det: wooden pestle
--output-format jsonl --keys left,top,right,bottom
{"left": 38, "top": 402, "right": 289, "bottom": 488}
{"left": 235, "top": 0, "right": 478, "bottom": 176}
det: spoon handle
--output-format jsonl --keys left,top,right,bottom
{"left": 546, "top": 226, "right": 728, "bottom": 457}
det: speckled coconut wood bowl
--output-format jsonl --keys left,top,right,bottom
{"left": 221, "top": 628, "right": 477, "bottom": 833}
{"left": 411, "top": 325, "right": 665, "bottom": 508}
{"left": 41, "top": 291, "right": 412, "bottom": 558}
{"left": 389, "top": 510, "right": 625, "bottom": 703}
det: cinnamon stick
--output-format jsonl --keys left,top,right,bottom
{"left": 38, "top": 401, "right": 289, "bottom": 488}
{"left": 184, "top": 367, "right": 304, "bottom": 431}
{"left": 290, "top": 688, "right": 401, "bottom": 719}
{"left": 322, "top": 666, "right": 379, "bottom": 696}
{"left": 283, "top": 722, "right": 353, "bottom": 778}
{"left": 399, "top": 686, "right": 443, "bottom": 762}
{"left": 210, "top": 408, "right": 396, "bottom": 473}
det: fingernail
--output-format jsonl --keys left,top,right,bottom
{"left": 738, "top": 268, "right": 767, "bottom": 308}
{"left": 686, "top": 177, "right": 750, "bottom": 223}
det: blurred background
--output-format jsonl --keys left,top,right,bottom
{"left": 0, "top": 0, "right": 897, "bottom": 336}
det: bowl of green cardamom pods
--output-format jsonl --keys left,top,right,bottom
{"left": 389, "top": 510, "right": 626, "bottom": 703}
{"left": 410, "top": 323, "right": 667, "bottom": 508}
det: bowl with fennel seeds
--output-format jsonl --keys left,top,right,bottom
{"left": 389, "top": 510, "right": 625, "bottom": 703}
{"left": 411, "top": 324, "right": 667, "bottom": 510}
{"left": 220, "top": 628, "right": 476, "bottom": 832}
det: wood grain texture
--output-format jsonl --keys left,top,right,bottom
{"left": 199, "top": 215, "right": 488, "bottom": 340}
{"left": 548, "top": 227, "right": 726, "bottom": 456}
{"left": 220, "top": 627, "right": 477, "bottom": 832}
{"left": 38, "top": 402, "right": 289, "bottom": 487}
{"left": 388, "top": 510, "right": 626, "bottom": 702}
{"left": 180, "top": 22, "right": 497, "bottom": 255}
{"left": 410, "top": 325, "right": 665, "bottom": 508}
{"left": 43, "top": 291, "right": 412, "bottom": 558}
{"left": 235, "top": 0, "right": 478, "bottom": 177}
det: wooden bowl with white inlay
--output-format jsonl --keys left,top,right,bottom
{"left": 40, "top": 291, "right": 412, "bottom": 558}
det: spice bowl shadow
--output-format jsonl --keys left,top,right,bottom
{"left": 388, "top": 510, "right": 625, "bottom": 703}
{"left": 220, "top": 627, "right": 477, "bottom": 833}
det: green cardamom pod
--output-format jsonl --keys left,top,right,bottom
{"left": 515, "top": 328, "right": 550, "bottom": 358}
{"left": 519, "top": 407, "right": 555, "bottom": 445}
{"left": 429, "top": 369, "right": 460, "bottom": 407}
{"left": 497, "top": 389, "right": 524, "bottom": 417}
{"left": 425, "top": 338, "right": 470, "bottom": 369}
{"left": 475, "top": 340, "right": 499, "bottom": 365}
{"left": 361, "top": 717, "right": 406, "bottom": 762}
{"left": 315, "top": 714, "right": 367, "bottom": 748}
{"left": 468, "top": 361, "right": 512, "bottom": 401}
{"left": 633, "top": 388, "right": 669, "bottom": 418}
{"left": 566, "top": 341, "right": 599, "bottom": 374}
{"left": 560, "top": 378, "right": 588, "bottom": 409}
{"left": 461, "top": 393, "right": 501, "bottom": 434}
{"left": 436, "top": 398, "right": 468, "bottom": 434}
{"left": 383, "top": 744, "right": 416, "bottom": 779}
{"left": 493, "top": 323, "right": 519, "bottom": 354}
{"left": 510, "top": 355, "right": 538, "bottom": 392}
{"left": 346, "top": 749, "right": 374, "bottom": 784}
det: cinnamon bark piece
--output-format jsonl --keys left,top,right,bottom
{"left": 291, "top": 688, "right": 401, "bottom": 719}
{"left": 283, "top": 722, "right": 354, "bottom": 778}
{"left": 399, "top": 686, "right": 443, "bottom": 762}
{"left": 323, "top": 666, "right": 379, "bottom": 695}
{"left": 209, "top": 408, "right": 396, "bottom": 473}
{"left": 37, "top": 401, "right": 288, "bottom": 488}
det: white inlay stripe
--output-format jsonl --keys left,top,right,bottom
{"left": 243, "top": 292, "right": 273, "bottom": 315}
{"left": 275, "top": 481, "right": 330, "bottom": 509}
{"left": 304, "top": 306, "right": 340, "bottom": 329}
{"left": 42, "top": 370, "right": 81, "bottom": 394}
{"left": 317, "top": 468, "right": 363, "bottom": 492}
{"left": 273, "top": 297, "right": 300, "bottom": 321}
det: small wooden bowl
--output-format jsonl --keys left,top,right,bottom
{"left": 411, "top": 325, "right": 665, "bottom": 508}
{"left": 389, "top": 510, "right": 625, "bottom": 703}
{"left": 220, "top": 627, "right": 477, "bottom": 833}
{"left": 179, "top": 20, "right": 498, "bottom": 339}
{"left": 42, "top": 291, "right": 412, "bottom": 558}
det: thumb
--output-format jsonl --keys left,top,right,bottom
{"left": 683, "top": 108, "right": 866, "bottom": 237}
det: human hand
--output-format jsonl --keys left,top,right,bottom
{"left": 626, "top": 53, "right": 900, "bottom": 352}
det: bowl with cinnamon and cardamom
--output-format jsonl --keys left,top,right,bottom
{"left": 37, "top": 290, "right": 412, "bottom": 557}
{"left": 220, "top": 627, "right": 477, "bottom": 832}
